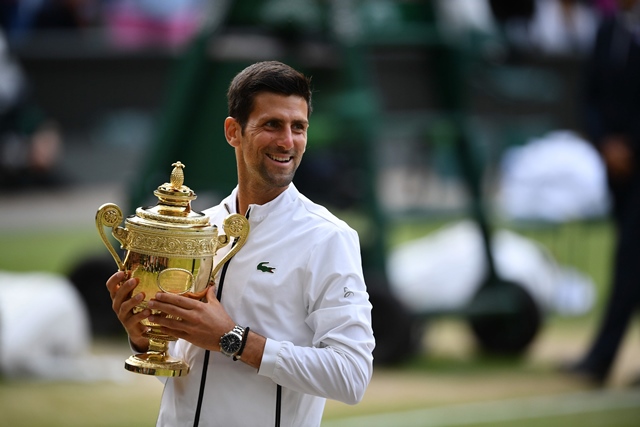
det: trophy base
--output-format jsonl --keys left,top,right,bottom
{"left": 125, "top": 353, "right": 190, "bottom": 377}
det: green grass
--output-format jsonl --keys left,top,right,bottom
{"left": 323, "top": 390, "right": 640, "bottom": 427}
{"left": 469, "top": 409, "right": 640, "bottom": 427}
{"left": 0, "top": 378, "right": 162, "bottom": 427}
{"left": 0, "top": 228, "right": 105, "bottom": 275}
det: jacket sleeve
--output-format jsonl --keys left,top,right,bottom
{"left": 257, "top": 227, "right": 375, "bottom": 404}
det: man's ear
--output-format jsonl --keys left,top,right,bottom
{"left": 224, "top": 117, "right": 240, "bottom": 147}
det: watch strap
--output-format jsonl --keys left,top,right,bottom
{"left": 233, "top": 326, "right": 250, "bottom": 361}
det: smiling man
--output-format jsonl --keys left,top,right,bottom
{"left": 106, "top": 61, "right": 375, "bottom": 427}
{"left": 226, "top": 90, "right": 309, "bottom": 210}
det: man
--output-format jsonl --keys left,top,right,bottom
{"left": 106, "top": 61, "right": 375, "bottom": 426}
{"left": 564, "top": 0, "right": 640, "bottom": 386}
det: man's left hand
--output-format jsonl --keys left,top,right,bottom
{"left": 147, "top": 286, "right": 235, "bottom": 352}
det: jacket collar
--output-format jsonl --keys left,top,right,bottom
{"left": 223, "top": 184, "right": 298, "bottom": 223}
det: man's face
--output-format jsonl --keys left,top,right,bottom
{"left": 227, "top": 92, "right": 308, "bottom": 197}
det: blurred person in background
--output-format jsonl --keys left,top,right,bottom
{"left": 488, "top": 0, "right": 598, "bottom": 58}
{"left": 563, "top": 0, "right": 640, "bottom": 386}
{"left": 0, "top": 0, "right": 96, "bottom": 43}
{"left": 0, "top": 29, "right": 63, "bottom": 189}
{"left": 106, "top": 61, "right": 375, "bottom": 426}
{"left": 103, "top": 0, "right": 208, "bottom": 50}
{"left": 528, "top": 0, "right": 598, "bottom": 57}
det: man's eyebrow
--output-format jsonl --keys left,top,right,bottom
{"left": 257, "top": 116, "right": 308, "bottom": 126}
{"left": 256, "top": 116, "right": 281, "bottom": 125}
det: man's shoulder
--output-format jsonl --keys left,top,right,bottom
{"left": 295, "top": 192, "right": 355, "bottom": 234}
{"left": 201, "top": 192, "right": 234, "bottom": 218}
{"left": 202, "top": 203, "right": 225, "bottom": 215}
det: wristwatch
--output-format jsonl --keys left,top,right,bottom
{"left": 220, "top": 325, "right": 245, "bottom": 357}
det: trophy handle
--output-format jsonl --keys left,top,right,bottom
{"left": 211, "top": 214, "right": 251, "bottom": 280}
{"left": 185, "top": 214, "right": 250, "bottom": 300}
{"left": 96, "top": 203, "right": 126, "bottom": 271}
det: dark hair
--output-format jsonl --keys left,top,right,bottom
{"left": 227, "top": 61, "right": 312, "bottom": 131}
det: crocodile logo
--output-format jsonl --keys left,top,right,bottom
{"left": 257, "top": 262, "right": 276, "bottom": 273}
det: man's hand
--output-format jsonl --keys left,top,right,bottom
{"left": 147, "top": 286, "right": 235, "bottom": 352}
{"left": 601, "top": 135, "right": 635, "bottom": 181}
{"left": 105, "top": 271, "right": 150, "bottom": 352}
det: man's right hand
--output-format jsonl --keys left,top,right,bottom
{"left": 601, "top": 136, "right": 635, "bottom": 182}
{"left": 106, "top": 271, "right": 150, "bottom": 352}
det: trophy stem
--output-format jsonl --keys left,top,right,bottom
{"left": 148, "top": 337, "right": 169, "bottom": 353}
{"left": 124, "top": 337, "right": 190, "bottom": 377}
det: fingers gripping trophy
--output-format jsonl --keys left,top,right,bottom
{"left": 96, "top": 161, "right": 249, "bottom": 377}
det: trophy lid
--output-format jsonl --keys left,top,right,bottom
{"left": 130, "top": 161, "right": 212, "bottom": 229}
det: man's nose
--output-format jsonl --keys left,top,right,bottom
{"left": 276, "top": 127, "right": 295, "bottom": 149}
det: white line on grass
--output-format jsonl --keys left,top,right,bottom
{"left": 322, "top": 389, "right": 640, "bottom": 427}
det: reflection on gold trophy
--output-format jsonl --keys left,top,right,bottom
{"left": 96, "top": 161, "right": 249, "bottom": 377}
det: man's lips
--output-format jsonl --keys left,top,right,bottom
{"left": 267, "top": 153, "right": 293, "bottom": 163}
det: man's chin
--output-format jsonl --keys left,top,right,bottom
{"left": 268, "top": 171, "right": 296, "bottom": 188}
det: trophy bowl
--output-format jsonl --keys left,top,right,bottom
{"left": 95, "top": 161, "right": 249, "bottom": 377}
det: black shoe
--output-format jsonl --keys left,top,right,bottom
{"left": 559, "top": 360, "right": 607, "bottom": 387}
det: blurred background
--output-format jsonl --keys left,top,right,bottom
{"left": 0, "top": 0, "right": 639, "bottom": 426}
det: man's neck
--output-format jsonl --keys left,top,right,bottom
{"left": 236, "top": 185, "right": 289, "bottom": 215}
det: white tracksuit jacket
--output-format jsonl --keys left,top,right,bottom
{"left": 156, "top": 184, "right": 375, "bottom": 427}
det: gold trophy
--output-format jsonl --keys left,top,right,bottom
{"left": 95, "top": 161, "right": 249, "bottom": 377}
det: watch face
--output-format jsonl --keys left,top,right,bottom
{"left": 221, "top": 332, "right": 242, "bottom": 355}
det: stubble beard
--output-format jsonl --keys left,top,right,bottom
{"left": 259, "top": 161, "right": 298, "bottom": 190}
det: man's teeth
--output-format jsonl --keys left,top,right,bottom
{"left": 269, "top": 154, "right": 290, "bottom": 162}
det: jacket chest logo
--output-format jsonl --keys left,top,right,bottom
{"left": 257, "top": 262, "right": 276, "bottom": 273}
